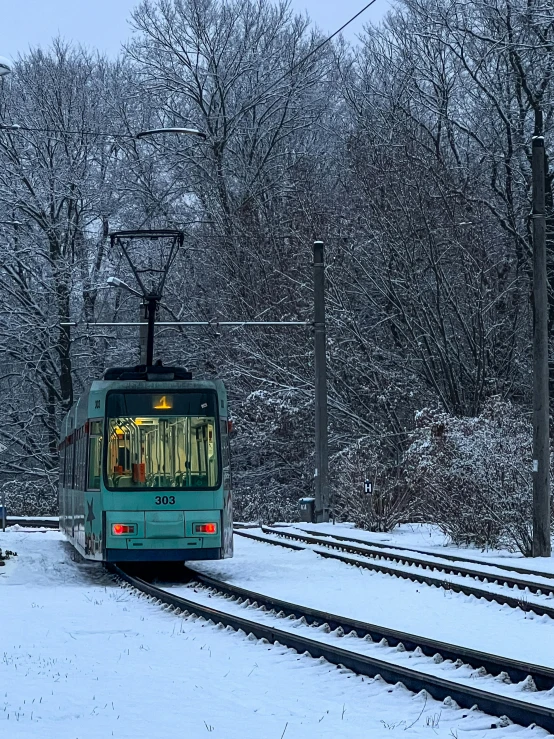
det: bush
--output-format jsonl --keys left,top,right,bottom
{"left": 332, "top": 438, "right": 415, "bottom": 532}
{"left": 403, "top": 398, "right": 536, "bottom": 555}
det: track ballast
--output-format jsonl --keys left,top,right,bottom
{"left": 111, "top": 563, "right": 554, "bottom": 734}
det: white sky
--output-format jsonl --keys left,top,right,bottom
{"left": 0, "top": 0, "right": 389, "bottom": 61}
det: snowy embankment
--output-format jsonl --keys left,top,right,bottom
{"left": 0, "top": 528, "right": 549, "bottom": 738}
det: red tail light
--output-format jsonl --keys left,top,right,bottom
{"left": 112, "top": 524, "right": 136, "bottom": 535}
{"left": 194, "top": 523, "right": 217, "bottom": 534}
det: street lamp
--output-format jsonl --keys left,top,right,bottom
{"left": 106, "top": 276, "right": 143, "bottom": 298}
{"left": 136, "top": 127, "right": 206, "bottom": 141}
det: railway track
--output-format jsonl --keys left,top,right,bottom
{"left": 3, "top": 517, "right": 59, "bottom": 529}
{"left": 234, "top": 528, "right": 554, "bottom": 619}
{"left": 111, "top": 563, "right": 554, "bottom": 734}
{"left": 289, "top": 525, "right": 554, "bottom": 581}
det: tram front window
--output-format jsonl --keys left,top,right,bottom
{"left": 105, "top": 391, "right": 219, "bottom": 490}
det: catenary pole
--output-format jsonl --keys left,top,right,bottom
{"left": 531, "top": 119, "right": 551, "bottom": 557}
{"left": 313, "top": 241, "right": 330, "bottom": 522}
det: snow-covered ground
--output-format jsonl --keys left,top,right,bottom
{"left": 0, "top": 527, "right": 550, "bottom": 738}
{"left": 193, "top": 532, "right": 554, "bottom": 670}
{"left": 243, "top": 528, "right": 554, "bottom": 611}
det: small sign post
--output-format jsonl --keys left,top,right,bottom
{"left": 364, "top": 479, "right": 372, "bottom": 495}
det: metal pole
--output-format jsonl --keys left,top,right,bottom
{"left": 531, "top": 127, "right": 551, "bottom": 557}
{"left": 146, "top": 297, "right": 157, "bottom": 366}
{"left": 139, "top": 301, "right": 148, "bottom": 365}
{"left": 313, "top": 240, "right": 330, "bottom": 523}
{"left": 61, "top": 320, "right": 311, "bottom": 327}
{"left": 1, "top": 491, "right": 5, "bottom": 532}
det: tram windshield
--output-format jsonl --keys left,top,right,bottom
{"left": 105, "top": 391, "right": 220, "bottom": 490}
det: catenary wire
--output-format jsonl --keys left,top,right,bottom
{"left": 0, "top": 1, "right": 377, "bottom": 140}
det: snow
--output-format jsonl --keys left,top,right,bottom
{"left": 193, "top": 532, "right": 554, "bottom": 671}
{"left": 0, "top": 529, "right": 546, "bottom": 738}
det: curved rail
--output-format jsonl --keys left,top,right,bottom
{"left": 186, "top": 566, "right": 554, "bottom": 691}
{"left": 235, "top": 528, "right": 554, "bottom": 619}
{"left": 261, "top": 527, "right": 554, "bottom": 594}
{"left": 111, "top": 563, "right": 554, "bottom": 733}
{"left": 289, "top": 526, "right": 554, "bottom": 581}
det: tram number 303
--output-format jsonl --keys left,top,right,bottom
{"left": 155, "top": 495, "right": 176, "bottom": 505}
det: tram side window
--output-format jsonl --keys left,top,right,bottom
{"left": 60, "top": 443, "right": 66, "bottom": 488}
{"left": 88, "top": 420, "right": 102, "bottom": 490}
{"left": 76, "top": 433, "right": 85, "bottom": 491}
{"left": 67, "top": 438, "right": 74, "bottom": 489}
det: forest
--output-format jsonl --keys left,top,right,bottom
{"left": 0, "top": 0, "right": 552, "bottom": 555}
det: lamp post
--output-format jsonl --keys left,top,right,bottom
{"left": 313, "top": 241, "right": 330, "bottom": 523}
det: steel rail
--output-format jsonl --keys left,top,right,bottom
{"left": 261, "top": 526, "right": 554, "bottom": 597}
{"left": 290, "top": 526, "right": 554, "bottom": 581}
{"left": 111, "top": 563, "right": 554, "bottom": 733}
{"left": 187, "top": 566, "right": 554, "bottom": 691}
{"left": 234, "top": 529, "right": 554, "bottom": 619}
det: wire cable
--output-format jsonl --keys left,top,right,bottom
{"left": 0, "top": 1, "right": 377, "bottom": 140}
{"left": 271, "top": 0, "right": 377, "bottom": 88}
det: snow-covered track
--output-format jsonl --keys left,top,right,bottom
{"left": 261, "top": 527, "right": 554, "bottom": 594}
{"left": 235, "top": 528, "right": 554, "bottom": 619}
{"left": 186, "top": 566, "right": 554, "bottom": 692}
{"left": 290, "top": 526, "right": 554, "bottom": 581}
{"left": 111, "top": 563, "right": 554, "bottom": 734}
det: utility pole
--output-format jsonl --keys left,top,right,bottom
{"left": 313, "top": 240, "right": 330, "bottom": 522}
{"left": 531, "top": 114, "right": 551, "bottom": 557}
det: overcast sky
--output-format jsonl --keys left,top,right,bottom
{"left": 0, "top": 0, "right": 388, "bottom": 61}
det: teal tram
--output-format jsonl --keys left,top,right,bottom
{"left": 59, "top": 365, "right": 233, "bottom": 562}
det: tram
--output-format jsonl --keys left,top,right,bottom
{"left": 59, "top": 364, "right": 233, "bottom": 562}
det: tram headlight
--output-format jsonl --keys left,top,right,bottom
{"left": 194, "top": 523, "right": 218, "bottom": 534}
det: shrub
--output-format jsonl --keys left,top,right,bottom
{"left": 332, "top": 438, "right": 415, "bottom": 532}
{"left": 0, "top": 477, "right": 58, "bottom": 517}
{"left": 403, "top": 398, "right": 536, "bottom": 555}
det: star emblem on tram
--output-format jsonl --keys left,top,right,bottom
{"left": 86, "top": 499, "right": 95, "bottom": 525}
